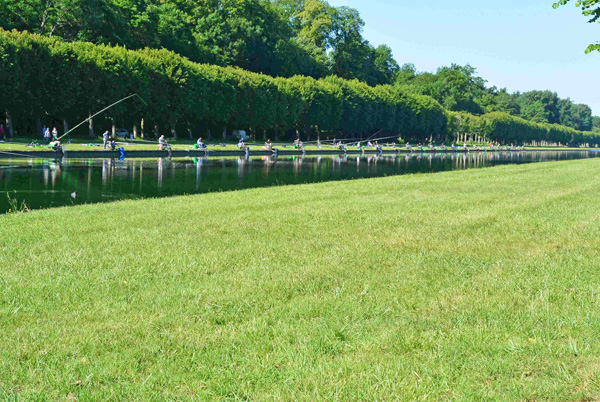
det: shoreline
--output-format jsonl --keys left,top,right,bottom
{"left": 0, "top": 147, "right": 596, "bottom": 159}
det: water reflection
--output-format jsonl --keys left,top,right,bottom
{"left": 0, "top": 151, "right": 597, "bottom": 213}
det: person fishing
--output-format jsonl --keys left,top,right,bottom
{"left": 264, "top": 139, "right": 272, "bottom": 151}
{"left": 196, "top": 137, "right": 206, "bottom": 149}
{"left": 158, "top": 135, "right": 169, "bottom": 150}
{"left": 237, "top": 138, "right": 246, "bottom": 149}
{"left": 42, "top": 127, "right": 50, "bottom": 144}
{"left": 103, "top": 130, "right": 110, "bottom": 149}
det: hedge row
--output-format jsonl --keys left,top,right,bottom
{"left": 0, "top": 29, "right": 597, "bottom": 146}
{"left": 447, "top": 111, "right": 600, "bottom": 146}
{"left": 0, "top": 29, "right": 445, "bottom": 140}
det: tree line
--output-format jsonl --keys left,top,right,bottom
{"left": 2, "top": 0, "right": 597, "bottom": 133}
{"left": 1, "top": 29, "right": 599, "bottom": 147}
{"left": 0, "top": 0, "right": 400, "bottom": 86}
{"left": 396, "top": 64, "right": 597, "bottom": 132}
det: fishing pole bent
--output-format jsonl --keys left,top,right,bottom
{"left": 58, "top": 94, "right": 146, "bottom": 140}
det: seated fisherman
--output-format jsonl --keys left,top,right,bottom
{"left": 158, "top": 135, "right": 169, "bottom": 150}
{"left": 196, "top": 137, "right": 206, "bottom": 149}
{"left": 264, "top": 139, "right": 273, "bottom": 151}
{"left": 237, "top": 138, "right": 246, "bottom": 149}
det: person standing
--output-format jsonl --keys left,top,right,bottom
{"left": 42, "top": 125, "right": 47, "bottom": 140}
{"left": 0, "top": 124, "right": 4, "bottom": 141}
{"left": 51, "top": 127, "right": 58, "bottom": 141}
{"left": 103, "top": 130, "right": 110, "bottom": 149}
{"left": 44, "top": 127, "right": 51, "bottom": 144}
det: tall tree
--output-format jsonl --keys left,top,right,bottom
{"left": 517, "top": 90, "right": 560, "bottom": 124}
{"left": 192, "top": 0, "right": 290, "bottom": 75}
{"left": 592, "top": 115, "right": 600, "bottom": 131}
{"left": 373, "top": 44, "right": 399, "bottom": 85}
{"left": 401, "top": 64, "right": 486, "bottom": 114}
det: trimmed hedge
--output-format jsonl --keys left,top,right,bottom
{"left": 0, "top": 29, "right": 443, "bottom": 140}
{"left": 447, "top": 111, "right": 600, "bottom": 146}
{"left": 0, "top": 29, "right": 596, "bottom": 146}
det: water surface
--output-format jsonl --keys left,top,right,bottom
{"left": 0, "top": 151, "right": 597, "bottom": 213}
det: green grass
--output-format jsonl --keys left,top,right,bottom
{"left": 2, "top": 159, "right": 600, "bottom": 400}
{"left": 0, "top": 137, "right": 591, "bottom": 153}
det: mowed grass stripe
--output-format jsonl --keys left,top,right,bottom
{"left": 1, "top": 159, "right": 600, "bottom": 400}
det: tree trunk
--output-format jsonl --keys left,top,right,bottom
{"left": 207, "top": 126, "right": 211, "bottom": 140}
{"left": 188, "top": 124, "right": 193, "bottom": 139}
{"left": 171, "top": 123, "right": 177, "bottom": 139}
{"left": 154, "top": 124, "right": 159, "bottom": 138}
{"left": 141, "top": 118, "right": 145, "bottom": 139}
{"left": 36, "top": 118, "right": 42, "bottom": 138}
{"left": 133, "top": 124, "right": 138, "bottom": 139}
{"left": 222, "top": 126, "right": 227, "bottom": 140}
{"left": 111, "top": 117, "right": 116, "bottom": 138}
{"left": 274, "top": 129, "right": 279, "bottom": 141}
{"left": 88, "top": 113, "right": 95, "bottom": 138}
{"left": 263, "top": 129, "right": 266, "bottom": 141}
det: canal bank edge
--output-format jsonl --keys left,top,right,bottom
{"left": 0, "top": 148, "right": 596, "bottom": 159}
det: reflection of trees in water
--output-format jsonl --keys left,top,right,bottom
{"left": 0, "top": 151, "right": 597, "bottom": 213}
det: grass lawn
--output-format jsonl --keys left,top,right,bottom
{"left": 1, "top": 159, "right": 600, "bottom": 400}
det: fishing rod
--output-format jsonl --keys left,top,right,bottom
{"left": 0, "top": 150, "right": 37, "bottom": 158}
{"left": 57, "top": 93, "right": 146, "bottom": 141}
{"left": 365, "top": 128, "right": 385, "bottom": 142}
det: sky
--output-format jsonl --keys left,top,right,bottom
{"left": 327, "top": 0, "right": 600, "bottom": 115}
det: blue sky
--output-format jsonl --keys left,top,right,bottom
{"left": 327, "top": 0, "right": 600, "bottom": 115}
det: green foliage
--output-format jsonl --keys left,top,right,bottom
{"left": 482, "top": 111, "right": 600, "bottom": 145}
{"left": 553, "top": 0, "right": 600, "bottom": 53}
{"left": 517, "top": 90, "right": 560, "bottom": 124}
{"left": 396, "top": 64, "right": 596, "bottom": 133}
{"left": 593, "top": 115, "right": 600, "bottom": 132}
{"left": 1, "top": 29, "right": 595, "bottom": 146}
{"left": 0, "top": 0, "right": 405, "bottom": 82}
{"left": 399, "top": 64, "right": 486, "bottom": 115}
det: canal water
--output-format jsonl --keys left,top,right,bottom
{"left": 0, "top": 151, "right": 597, "bottom": 213}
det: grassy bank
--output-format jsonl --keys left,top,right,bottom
{"left": 0, "top": 138, "right": 591, "bottom": 154}
{"left": 1, "top": 159, "right": 600, "bottom": 400}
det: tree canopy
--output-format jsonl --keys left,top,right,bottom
{"left": 395, "top": 64, "right": 596, "bottom": 132}
{"left": 1, "top": 0, "right": 596, "bottom": 130}
{"left": 0, "top": 0, "right": 399, "bottom": 84}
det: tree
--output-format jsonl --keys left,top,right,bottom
{"left": 479, "top": 87, "right": 521, "bottom": 115}
{"left": 192, "top": 0, "right": 290, "bottom": 75}
{"left": 373, "top": 45, "right": 399, "bottom": 85}
{"left": 402, "top": 64, "right": 485, "bottom": 115}
{"left": 558, "top": 98, "right": 593, "bottom": 130}
{"left": 517, "top": 90, "right": 560, "bottom": 124}
{"left": 553, "top": 0, "right": 600, "bottom": 53}
{"left": 277, "top": 37, "right": 331, "bottom": 78}
{"left": 295, "top": 0, "right": 334, "bottom": 49}
{"left": 592, "top": 115, "right": 600, "bottom": 131}
{"left": 394, "top": 63, "right": 417, "bottom": 84}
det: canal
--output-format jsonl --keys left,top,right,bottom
{"left": 0, "top": 151, "right": 597, "bottom": 213}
